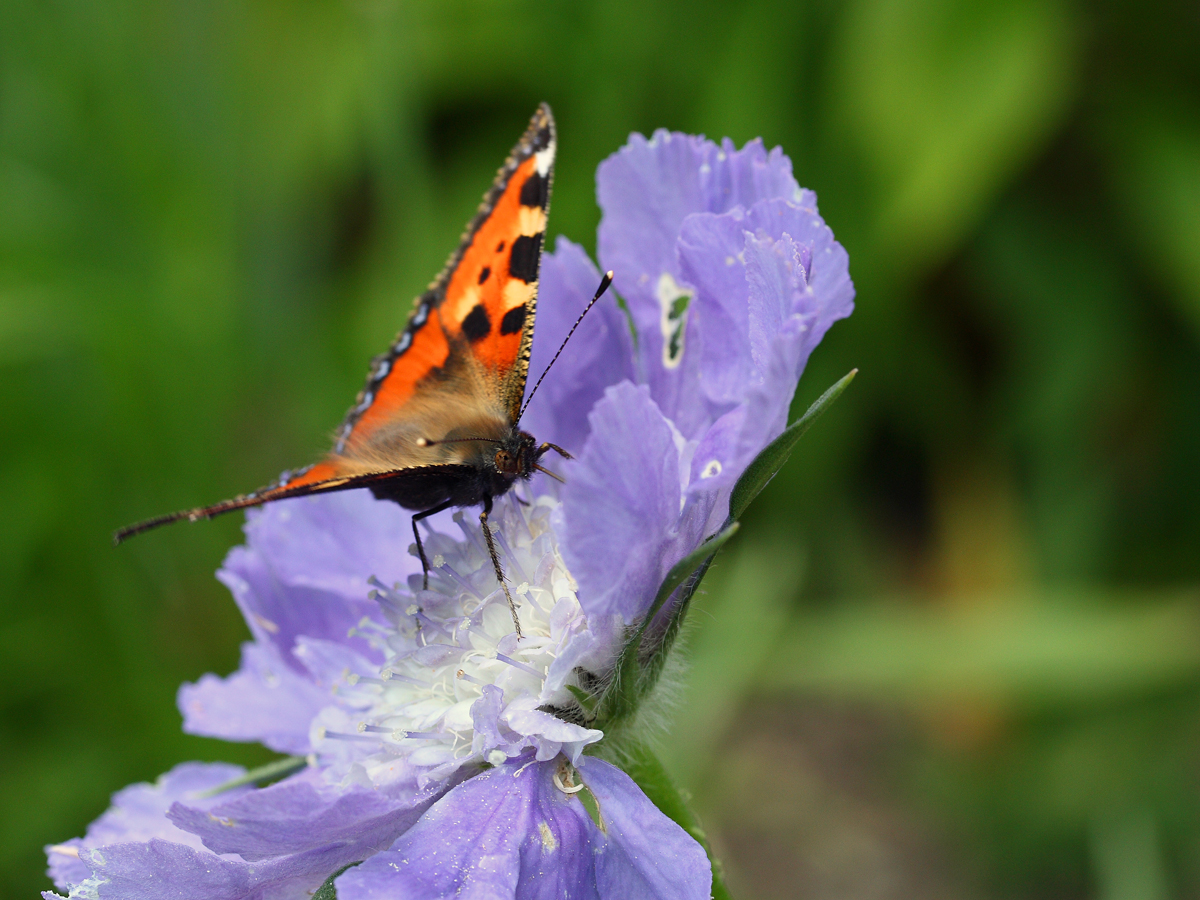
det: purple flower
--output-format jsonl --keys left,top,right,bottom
{"left": 44, "top": 762, "right": 434, "bottom": 900}
{"left": 567, "top": 132, "right": 854, "bottom": 622}
{"left": 335, "top": 756, "right": 710, "bottom": 900}
{"left": 47, "top": 129, "right": 852, "bottom": 900}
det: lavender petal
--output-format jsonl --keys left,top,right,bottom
{"left": 580, "top": 757, "right": 713, "bottom": 900}
{"left": 522, "top": 238, "right": 636, "bottom": 455}
{"left": 178, "top": 640, "right": 327, "bottom": 754}
{"left": 167, "top": 767, "right": 438, "bottom": 862}
{"left": 562, "top": 381, "right": 713, "bottom": 622}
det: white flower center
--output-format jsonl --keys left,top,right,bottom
{"left": 311, "top": 494, "right": 605, "bottom": 787}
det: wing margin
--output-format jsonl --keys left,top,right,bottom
{"left": 112, "top": 464, "right": 480, "bottom": 544}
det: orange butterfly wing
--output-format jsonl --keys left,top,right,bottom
{"left": 334, "top": 105, "right": 553, "bottom": 459}
{"left": 113, "top": 105, "right": 555, "bottom": 543}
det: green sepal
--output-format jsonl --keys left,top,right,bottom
{"left": 594, "top": 522, "right": 740, "bottom": 729}
{"left": 312, "top": 862, "right": 361, "bottom": 900}
{"left": 643, "top": 522, "right": 741, "bottom": 632}
{"left": 198, "top": 755, "right": 308, "bottom": 798}
{"left": 566, "top": 683, "right": 598, "bottom": 713}
{"left": 631, "top": 521, "right": 740, "bottom": 698}
{"left": 619, "top": 741, "right": 733, "bottom": 900}
{"left": 577, "top": 784, "right": 603, "bottom": 829}
{"left": 727, "top": 369, "right": 857, "bottom": 522}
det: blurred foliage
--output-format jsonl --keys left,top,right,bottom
{"left": 2, "top": 0, "right": 1198, "bottom": 897}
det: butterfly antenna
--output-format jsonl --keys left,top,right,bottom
{"left": 518, "top": 270, "right": 614, "bottom": 422}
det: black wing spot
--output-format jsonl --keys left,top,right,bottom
{"left": 461, "top": 303, "right": 491, "bottom": 342}
{"left": 509, "top": 233, "right": 543, "bottom": 284}
{"left": 500, "top": 304, "right": 527, "bottom": 336}
{"left": 478, "top": 266, "right": 491, "bottom": 285}
{"left": 519, "top": 172, "right": 548, "bottom": 209}
{"left": 496, "top": 240, "right": 506, "bottom": 253}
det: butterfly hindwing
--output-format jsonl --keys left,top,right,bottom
{"left": 111, "top": 462, "right": 475, "bottom": 543}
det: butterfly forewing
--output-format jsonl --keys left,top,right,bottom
{"left": 114, "top": 105, "right": 556, "bottom": 542}
{"left": 268, "top": 106, "right": 552, "bottom": 494}
{"left": 335, "top": 105, "right": 554, "bottom": 459}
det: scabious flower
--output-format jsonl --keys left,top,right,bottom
{"left": 46, "top": 130, "right": 853, "bottom": 900}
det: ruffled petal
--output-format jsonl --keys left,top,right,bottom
{"left": 522, "top": 238, "right": 636, "bottom": 455}
{"left": 48, "top": 837, "right": 346, "bottom": 900}
{"left": 562, "top": 382, "right": 713, "bottom": 622}
{"left": 579, "top": 757, "right": 713, "bottom": 900}
{"left": 44, "top": 763, "right": 250, "bottom": 897}
{"left": 218, "top": 491, "right": 410, "bottom": 673}
{"left": 597, "top": 132, "right": 804, "bottom": 429}
{"left": 333, "top": 759, "right": 589, "bottom": 900}
{"left": 335, "top": 757, "right": 710, "bottom": 900}
{"left": 178, "top": 640, "right": 327, "bottom": 754}
{"left": 167, "top": 767, "right": 438, "bottom": 862}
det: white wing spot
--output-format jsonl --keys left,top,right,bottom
{"left": 534, "top": 141, "right": 556, "bottom": 176}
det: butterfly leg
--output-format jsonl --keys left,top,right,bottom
{"left": 479, "top": 495, "right": 523, "bottom": 638}
{"left": 411, "top": 499, "right": 456, "bottom": 590}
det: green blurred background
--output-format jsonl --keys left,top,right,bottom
{"left": 3, "top": 0, "right": 1199, "bottom": 896}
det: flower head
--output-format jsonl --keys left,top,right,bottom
{"left": 307, "top": 495, "right": 612, "bottom": 787}
{"left": 47, "top": 127, "right": 852, "bottom": 900}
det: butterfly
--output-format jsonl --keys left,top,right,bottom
{"left": 115, "top": 104, "right": 612, "bottom": 637}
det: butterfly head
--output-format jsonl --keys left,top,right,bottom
{"left": 493, "top": 431, "right": 538, "bottom": 479}
{"left": 492, "top": 431, "right": 570, "bottom": 492}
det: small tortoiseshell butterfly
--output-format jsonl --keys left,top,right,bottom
{"left": 116, "top": 104, "right": 612, "bottom": 636}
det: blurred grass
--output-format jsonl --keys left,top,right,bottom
{"left": 2, "top": 0, "right": 1198, "bottom": 897}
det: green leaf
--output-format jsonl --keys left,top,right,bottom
{"left": 595, "top": 522, "right": 740, "bottom": 729}
{"left": 633, "top": 522, "right": 741, "bottom": 694}
{"left": 727, "top": 369, "right": 857, "bottom": 522}
{"left": 198, "top": 755, "right": 308, "bottom": 798}
{"left": 643, "top": 521, "right": 741, "bottom": 631}
{"left": 769, "top": 590, "right": 1200, "bottom": 707}
{"left": 312, "top": 863, "right": 360, "bottom": 900}
{"left": 620, "top": 741, "right": 733, "bottom": 900}
{"left": 1101, "top": 97, "right": 1200, "bottom": 338}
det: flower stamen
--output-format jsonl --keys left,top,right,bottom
{"left": 494, "top": 652, "right": 544, "bottom": 678}
{"left": 456, "top": 669, "right": 487, "bottom": 686}
{"left": 320, "top": 728, "right": 381, "bottom": 743}
{"left": 311, "top": 495, "right": 604, "bottom": 784}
